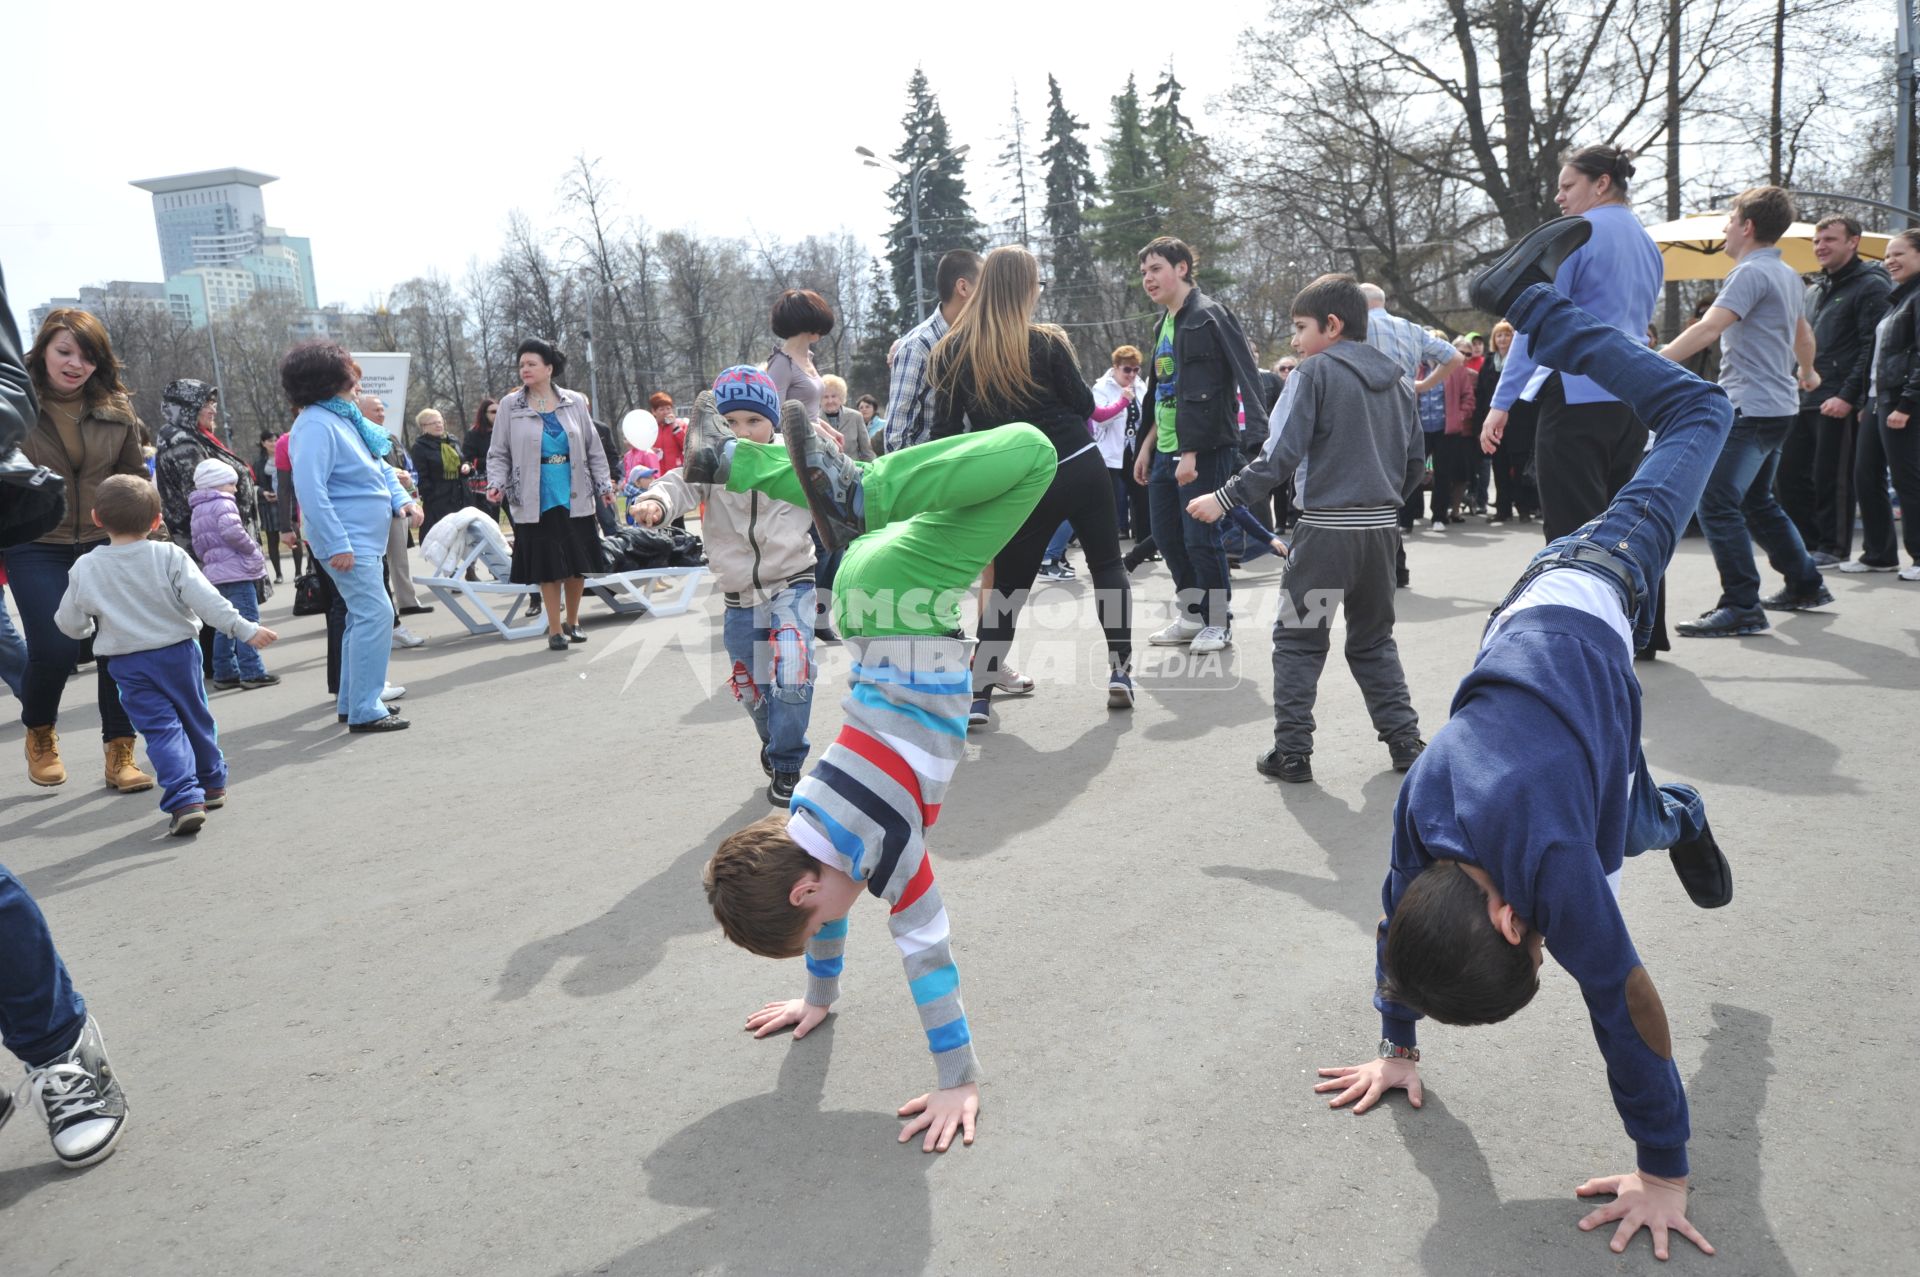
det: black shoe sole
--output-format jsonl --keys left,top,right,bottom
{"left": 1255, "top": 752, "right": 1312, "bottom": 783}
{"left": 1759, "top": 595, "right": 1835, "bottom": 612}
{"left": 398, "top": 606, "right": 436, "bottom": 615}
{"left": 682, "top": 390, "right": 737, "bottom": 485}
{"left": 1670, "top": 822, "right": 1732, "bottom": 908}
{"left": 782, "top": 402, "right": 863, "bottom": 553}
{"left": 347, "top": 716, "right": 411, "bottom": 733}
{"left": 1468, "top": 216, "right": 1595, "bottom": 316}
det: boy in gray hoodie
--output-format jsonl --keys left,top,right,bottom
{"left": 1188, "top": 273, "right": 1427, "bottom": 783}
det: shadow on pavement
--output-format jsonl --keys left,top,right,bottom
{"left": 940, "top": 713, "right": 1130, "bottom": 859}
{"left": 1390, "top": 1003, "right": 1792, "bottom": 1276}
{"left": 1202, "top": 768, "right": 1403, "bottom": 935}
{"left": 1638, "top": 660, "right": 1857, "bottom": 795}
{"left": 493, "top": 793, "right": 769, "bottom": 1001}
{"left": 570, "top": 1022, "right": 932, "bottom": 1277}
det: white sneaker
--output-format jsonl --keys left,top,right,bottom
{"left": 1838, "top": 559, "right": 1897, "bottom": 573}
{"left": 1149, "top": 617, "right": 1204, "bottom": 646}
{"left": 1901, "top": 565, "right": 1920, "bottom": 582}
{"left": 391, "top": 625, "right": 425, "bottom": 649}
{"left": 1429, "top": 519, "right": 1446, "bottom": 534}
{"left": 1190, "top": 625, "right": 1232, "bottom": 653}
{"left": 381, "top": 684, "right": 407, "bottom": 701}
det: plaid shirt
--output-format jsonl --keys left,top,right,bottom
{"left": 882, "top": 309, "right": 949, "bottom": 452}
{"left": 1365, "top": 308, "right": 1455, "bottom": 389}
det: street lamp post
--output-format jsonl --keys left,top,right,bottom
{"left": 857, "top": 141, "right": 971, "bottom": 322}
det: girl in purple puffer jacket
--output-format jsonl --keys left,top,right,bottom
{"left": 189, "top": 459, "right": 277, "bottom": 689}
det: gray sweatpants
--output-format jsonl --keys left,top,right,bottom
{"left": 1269, "top": 522, "right": 1418, "bottom": 754}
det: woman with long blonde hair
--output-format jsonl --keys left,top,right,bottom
{"left": 929, "top": 245, "right": 1133, "bottom": 723}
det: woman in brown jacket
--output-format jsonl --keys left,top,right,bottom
{"left": 3, "top": 310, "right": 155, "bottom": 790}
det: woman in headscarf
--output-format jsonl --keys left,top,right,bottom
{"left": 153, "top": 378, "right": 260, "bottom": 676}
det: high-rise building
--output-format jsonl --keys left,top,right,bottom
{"left": 128, "top": 168, "right": 319, "bottom": 321}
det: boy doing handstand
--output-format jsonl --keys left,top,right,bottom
{"left": 1317, "top": 221, "right": 1736, "bottom": 1260}
{"left": 693, "top": 391, "right": 1055, "bottom": 1151}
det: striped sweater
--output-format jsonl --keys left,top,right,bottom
{"left": 784, "top": 634, "right": 980, "bottom": 1090}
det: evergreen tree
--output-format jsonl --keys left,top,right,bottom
{"left": 1147, "top": 62, "right": 1232, "bottom": 294}
{"left": 1038, "top": 74, "right": 1099, "bottom": 331}
{"left": 1090, "top": 74, "right": 1162, "bottom": 274}
{"left": 884, "top": 68, "right": 984, "bottom": 331}
{"left": 994, "top": 85, "right": 1035, "bottom": 250}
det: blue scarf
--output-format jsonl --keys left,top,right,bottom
{"left": 316, "top": 397, "right": 393, "bottom": 459}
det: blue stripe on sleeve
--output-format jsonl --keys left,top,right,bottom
{"left": 908, "top": 963, "right": 959, "bottom": 1006}
{"left": 806, "top": 953, "right": 844, "bottom": 980}
{"left": 814, "top": 917, "right": 849, "bottom": 941}
{"left": 851, "top": 661, "right": 971, "bottom": 693}
{"left": 925, "top": 1016, "right": 971, "bottom": 1054}
{"left": 789, "top": 797, "right": 867, "bottom": 877}
{"left": 850, "top": 682, "right": 967, "bottom": 739}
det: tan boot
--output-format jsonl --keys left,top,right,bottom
{"left": 25, "top": 725, "right": 67, "bottom": 787}
{"left": 103, "top": 737, "right": 155, "bottom": 793}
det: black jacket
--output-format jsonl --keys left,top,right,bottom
{"left": 1803, "top": 255, "right": 1892, "bottom": 411}
{"left": 408, "top": 433, "right": 469, "bottom": 512}
{"left": 0, "top": 265, "right": 69, "bottom": 548}
{"left": 930, "top": 328, "right": 1097, "bottom": 457}
{"left": 1141, "top": 287, "right": 1269, "bottom": 454}
{"left": 154, "top": 379, "right": 258, "bottom": 553}
{"left": 1872, "top": 278, "right": 1920, "bottom": 422}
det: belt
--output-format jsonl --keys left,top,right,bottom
{"left": 540, "top": 456, "right": 569, "bottom": 465}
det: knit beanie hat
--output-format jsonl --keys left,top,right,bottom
{"left": 193, "top": 458, "right": 239, "bottom": 490}
{"left": 711, "top": 366, "right": 781, "bottom": 428}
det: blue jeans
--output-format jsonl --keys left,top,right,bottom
{"left": 2, "top": 539, "right": 134, "bottom": 737}
{"left": 721, "top": 582, "right": 816, "bottom": 772}
{"left": 1695, "top": 412, "right": 1824, "bottom": 610}
{"left": 113, "top": 639, "right": 228, "bottom": 811}
{"left": 1147, "top": 445, "right": 1238, "bottom": 627}
{"left": 212, "top": 581, "right": 268, "bottom": 681}
{"left": 1491, "top": 283, "right": 1730, "bottom": 851}
{"left": 0, "top": 582, "right": 26, "bottom": 698}
{"left": 1043, "top": 520, "right": 1074, "bottom": 561}
{"left": 322, "top": 553, "right": 394, "bottom": 725}
{"left": 0, "top": 863, "right": 86, "bottom": 1067}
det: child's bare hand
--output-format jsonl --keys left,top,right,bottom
{"left": 1270, "top": 538, "right": 1289, "bottom": 558}
{"left": 1314, "top": 1057, "right": 1422, "bottom": 1114}
{"left": 744, "top": 998, "right": 828, "bottom": 1040}
{"left": 1576, "top": 1170, "right": 1714, "bottom": 1260}
{"left": 632, "top": 502, "right": 663, "bottom": 527}
{"left": 1185, "top": 493, "right": 1225, "bottom": 523}
{"left": 247, "top": 627, "right": 279, "bottom": 649}
{"left": 898, "top": 1082, "right": 979, "bottom": 1152}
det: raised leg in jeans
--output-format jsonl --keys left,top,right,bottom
{"left": 3, "top": 540, "right": 135, "bottom": 738}
{"left": 0, "top": 583, "right": 26, "bottom": 698}
{"left": 0, "top": 863, "right": 88, "bottom": 1067}
{"left": 324, "top": 553, "right": 394, "bottom": 724}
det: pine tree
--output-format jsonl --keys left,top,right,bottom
{"left": 1090, "top": 74, "right": 1162, "bottom": 274}
{"left": 884, "top": 68, "right": 984, "bottom": 332}
{"left": 1038, "top": 74, "right": 1099, "bottom": 331}
{"left": 994, "top": 85, "right": 1035, "bottom": 250}
{"left": 1146, "top": 62, "right": 1231, "bottom": 293}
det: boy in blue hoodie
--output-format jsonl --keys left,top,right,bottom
{"left": 1315, "top": 221, "right": 1734, "bottom": 1262}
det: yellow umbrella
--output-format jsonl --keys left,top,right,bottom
{"left": 1645, "top": 214, "right": 1892, "bottom": 281}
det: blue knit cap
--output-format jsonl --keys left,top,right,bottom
{"left": 712, "top": 366, "right": 781, "bottom": 428}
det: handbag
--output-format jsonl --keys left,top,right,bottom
{"left": 292, "top": 556, "right": 333, "bottom": 616}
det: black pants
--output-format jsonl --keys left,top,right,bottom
{"left": 1118, "top": 445, "right": 1152, "bottom": 542}
{"left": 1534, "top": 376, "right": 1648, "bottom": 540}
{"left": 977, "top": 446, "right": 1131, "bottom": 689}
{"left": 1433, "top": 434, "right": 1477, "bottom": 520}
{"left": 1777, "top": 407, "right": 1856, "bottom": 557}
{"left": 1491, "top": 402, "right": 1539, "bottom": 519}
{"left": 1856, "top": 404, "right": 1920, "bottom": 564}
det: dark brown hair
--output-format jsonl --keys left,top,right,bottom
{"left": 516, "top": 337, "right": 566, "bottom": 381}
{"left": 1137, "top": 235, "right": 1197, "bottom": 280}
{"left": 1291, "top": 273, "right": 1369, "bottom": 341}
{"left": 1382, "top": 860, "right": 1541, "bottom": 1026}
{"left": 279, "top": 341, "right": 356, "bottom": 408}
{"left": 1562, "top": 144, "right": 1636, "bottom": 201}
{"left": 92, "top": 473, "right": 161, "bottom": 536}
{"left": 935, "top": 250, "right": 984, "bottom": 304}
{"left": 471, "top": 396, "right": 496, "bottom": 433}
{"left": 1730, "top": 186, "right": 1795, "bottom": 244}
{"left": 703, "top": 813, "right": 821, "bottom": 959}
{"left": 1813, "top": 214, "right": 1863, "bottom": 239}
{"left": 27, "top": 309, "right": 129, "bottom": 409}
{"left": 771, "top": 289, "right": 836, "bottom": 340}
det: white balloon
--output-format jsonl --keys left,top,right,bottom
{"left": 621, "top": 410, "right": 659, "bottom": 452}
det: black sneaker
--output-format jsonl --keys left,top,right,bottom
{"left": 1255, "top": 749, "right": 1313, "bottom": 783}
{"left": 398, "top": 604, "right": 436, "bottom": 616}
{"left": 1669, "top": 820, "right": 1732, "bottom": 909}
{"left": 209, "top": 679, "right": 241, "bottom": 691}
{"left": 782, "top": 401, "right": 865, "bottom": 554}
{"left": 347, "top": 714, "right": 411, "bottom": 733}
{"left": 1759, "top": 583, "right": 1834, "bottom": 612}
{"left": 768, "top": 771, "right": 799, "bottom": 806}
{"left": 683, "top": 390, "right": 737, "bottom": 485}
{"left": 1468, "top": 216, "right": 1595, "bottom": 316}
{"left": 1675, "top": 606, "right": 1770, "bottom": 638}
{"left": 1037, "top": 558, "right": 1074, "bottom": 580}
{"left": 168, "top": 805, "right": 207, "bottom": 837}
{"left": 760, "top": 744, "right": 773, "bottom": 778}
{"left": 337, "top": 704, "right": 398, "bottom": 723}
{"left": 1388, "top": 737, "right": 1426, "bottom": 772}
{"left": 239, "top": 674, "right": 281, "bottom": 689}
{"left": 6, "top": 1016, "right": 128, "bottom": 1168}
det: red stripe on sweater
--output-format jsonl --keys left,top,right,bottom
{"left": 837, "top": 725, "right": 935, "bottom": 828}
{"left": 891, "top": 853, "right": 935, "bottom": 914}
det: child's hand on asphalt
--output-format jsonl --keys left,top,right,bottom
{"left": 898, "top": 1082, "right": 979, "bottom": 1152}
{"left": 1314, "top": 1056, "right": 1422, "bottom": 1113}
{"left": 1576, "top": 1170, "right": 1714, "bottom": 1260}
{"left": 1186, "top": 493, "right": 1225, "bottom": 523}
{"left": 744, "top": 998, "right": 828, "bottom": 1040}
{"left": 247, "top": 627, "right": 279, "bottom": 649}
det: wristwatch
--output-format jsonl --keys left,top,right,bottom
{"left": 1378, "top": 1038, "right": 1420, "bottom": 1063}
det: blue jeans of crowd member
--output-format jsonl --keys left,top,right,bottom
{"left": 1489, "top": 282, "right": 1730, "bottom": 851}
{"left": 112, "top": 638, "right": 228, "bottom": 812}
{"left": 721, "top": 582, "right": 816, "bottom": 773}
{"left": 0, "top": 863, "right": 87, "bottom": 1068}
{"left": 1043, "top": 520, "right": 1073, "bottom": 562}
{"left": 322, "top": 553, "right": 394, "bottom": 726}
{"left": 0, "top": 583, "right": 26, "bottom": 698}
{"left": 211, "top": 581, "right": 269, "bottom": 682}
{"left": 1694, "top": 412, "right": 1825, "bottom": 610}
{"left": 2, "top": 540, "right": 134, "bottom": 738}
{"left": 1147, "top": 445, "right": 1238, "bottom": 628}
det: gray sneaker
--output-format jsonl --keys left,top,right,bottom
{"left": 4, "top": 1016, "right": 128, "bottom": 1168}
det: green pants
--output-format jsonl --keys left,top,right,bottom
{"left": 726, "top": 426, "right": 1056, "bottom": 636}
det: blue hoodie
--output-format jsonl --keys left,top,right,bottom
{"left": 1374, "top": 603, "right": 1690, "bottom": 1178}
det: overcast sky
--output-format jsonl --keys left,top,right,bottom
{"left": 3, "top": 0, "right": 1271, "bottom": 336}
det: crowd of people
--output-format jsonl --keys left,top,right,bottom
{"left": 1, "top": 140, "right": 1916, "bottom": 1261}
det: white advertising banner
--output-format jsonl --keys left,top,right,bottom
{"left": 351, "top": 352, "right": 411, "bottom": 444}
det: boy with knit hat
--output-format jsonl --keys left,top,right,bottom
{"left": 692, "top": 391, "right": 1055, "bottom": 1152}
{"left": 188, "top": 457, "right": 276, "bottom": 691}
{"left": 632, "top": 368, "right": 820, "bottom": 805}
{"left": 55, "top": 474, "right": 277, "bottom": 835}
